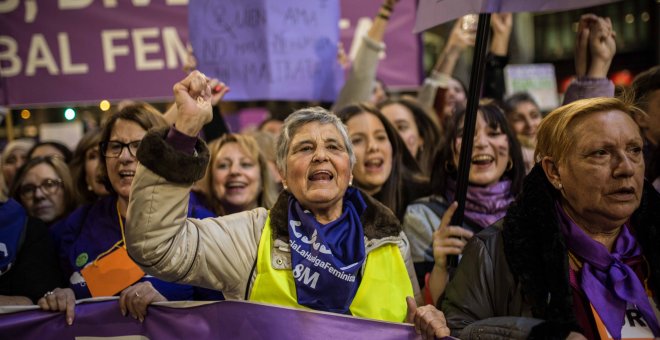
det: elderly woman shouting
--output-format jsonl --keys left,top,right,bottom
{"left": 410, "top": 96, "right": 660, "bottom": 339}
{"left": 125, "top": 72, "right": 432, "bottom": 326}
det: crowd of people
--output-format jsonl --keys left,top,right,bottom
{"left": 1, "top": 0, "right": 659, "bottom": 339}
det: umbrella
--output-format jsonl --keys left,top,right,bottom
{"left": 413, "top": 0, "right": 621, "bottom": 266}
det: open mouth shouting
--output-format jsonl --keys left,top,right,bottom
{"left": 364, "top": 158, "right": 384, "bottom": 173}
{"left": 471, "top": 154, "right": 495, "bottom": 168}
{"left": 308, "top": 170, "right": 334, "bottom": 182}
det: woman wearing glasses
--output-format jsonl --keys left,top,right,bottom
{"left": 43, "top": 103, "right": 221, "bottom": 325}
{"left": 10, "top": 156, "right": 77, "bottom": 224}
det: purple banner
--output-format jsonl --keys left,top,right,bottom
{"left": 339, "top": 0, "right": 422, "bottom": 89}
{"left": 414, "top": 0, "right": 622, "bottom": 33}
{"left": 0, "top": 0, "right": 420, "bottom": 106}
{"left": 0, "top": 299, "right": 424, "bottom": 339}
{"left": 0, "top": 0, "right": 190, "bottom": 107}
{"left": 189, "top": 0, "right": 343, "bottom": 102}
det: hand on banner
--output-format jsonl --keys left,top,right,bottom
{"left": 173, "top": 70, "right": 213, "bottom": 137}
{"left": 405, "top": 296, "right": 451, "bottom": 339}
{"left": 446, "top": 17, "right": 477, "bottom": 55}
{"left": 37, "top": 288, "right": 76, "bottom": 325}
{"left": 119, "top": 281, "right": 166, "bottom": 323}
{"left": 432, "top": 202, "right": 474, "bottom": 270}
{"left": 489, "top": 13, "right": 513, "bottom": 56}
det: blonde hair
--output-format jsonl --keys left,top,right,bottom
{"left": 203, "top": 133, "right": 278, "bottom": 215}
{"left": 535, "top": 96, "right": 645, "bottom": 164}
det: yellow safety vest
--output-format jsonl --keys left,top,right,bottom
{"left": 249, "top": 215, "right": 413, "bottom": 322}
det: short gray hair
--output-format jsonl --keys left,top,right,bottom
{"left": 276, "top": 107, "right": 355, "bottom": 174}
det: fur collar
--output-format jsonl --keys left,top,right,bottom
{"left": 502, "top": 164, "right": 660, "bottom": 333}
{"left": 268, "top": 189, "right": 402, "bottom": 242}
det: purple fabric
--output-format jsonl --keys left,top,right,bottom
{"left": 166, "top": 127, "right": 198, "bottom": 154}
{"left": 287, "top": 187, "right": 366, "bottom": 313}
{"left": 414, "top": 0, "right": 621, "bottom": 33}
{"left": 339, "top": 0, "right": 422, "bottom": 88}
{"left": 0, "top": 300, "right": 435, "bottom": 339}
{"left": 445, "top": 179, "right": 514, "bottom": 228}
{"left": 557, "top": 203, "right": 660, "bottom": 338}
{"left": 562, "top": 77, "right": 615, "bottom": 105}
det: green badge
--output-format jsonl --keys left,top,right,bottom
{"left": 75, "top": 253, "right": 89, "bottom": 267}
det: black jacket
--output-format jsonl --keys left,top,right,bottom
{"left": 440, "top": 165, "right": 660, "bottom": 339}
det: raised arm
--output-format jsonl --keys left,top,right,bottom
{"left": 418, "top": 17, "right": 475, "bottom": 113}
{"left": 126, "top": 71, "right": 267, "bottom": 299}
{"left": 333, "top": 0, "right": 398, "bottom": 111}
{"left": 563, "top": 15, "right": 616, "bottom": 105}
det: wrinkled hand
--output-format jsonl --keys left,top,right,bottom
{"left": 173, "top": 70, "right": 213, "bottom": 137}
{"left": 405, "top": 296, "right": 451, "bottom": 340}
{"left": 490, "top": 13, "right": 512, "bottom": 37}
{"left": 446, "top": 18, "right": 476, "bottom": 54}
{"left": 433, "top": 202, "right": 474, "bottom": 269}
{"left": 119, "top": 281, "right": 167, "bottom": 323}
{"left": 37, "top": 288, "right": 76, "bottom": 325}
{"left": 587, "top": 16, "right": 616, "bottom": 78}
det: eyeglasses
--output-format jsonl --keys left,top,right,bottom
{"left": 18, "top": 178, "right": 63, "bottom": 201}
{"left": 100, "top": 141, "right": 141, "bottom": 158}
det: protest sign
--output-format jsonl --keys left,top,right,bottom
{"left": 0, "top": 0, "right": 190, "bottom": 106}
{"left": 188, "top": 0, "right": 343, "bottom": 101}
{"left": 504, "top": 64, "right": 559, "bottom": 111}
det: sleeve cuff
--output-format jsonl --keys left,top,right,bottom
{"left": 166, "top": 126, "right": 198, "bottom": 154}
{"left": 136, "top": 127, "right": 210, "bottom": 184}
{"left": 362, "top": 35, "right": 386, "bottom": 52}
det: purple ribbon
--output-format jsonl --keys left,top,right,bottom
{"left": 557, "top": 203, "right": 660, "bottom": 338}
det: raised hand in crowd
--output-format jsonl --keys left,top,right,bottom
{"left": 405, "top": 296, "right": 451, "bottom": 340}
{"left": 575, "top": 14, "right": 616, "bottom": 78}
{"left": 434, "top": 16, "right": 476, "bottom": 75}
{"left": 118, "top": 281, "right": 166, "bottom": 323}
{"left": 489, "top": 13, "right": 513, "bottom": 57}
{"left": 427, "top": 202, "right": 474, "bottom": 303}
{"left": 173, "top": 70, "right": 214, "bottom": 136}
{"left": 38, "top": 288, "right": 76, "bottom": 325}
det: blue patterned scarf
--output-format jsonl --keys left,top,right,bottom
{"left": 287, "top": 187, "right": 366, "bottom": 313}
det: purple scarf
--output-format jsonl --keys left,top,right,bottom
{"left": 446, "top": 179, "right": 514, "bottom": 228}
{"left": 557, "top": 203, "right": 660, "bottom": 338}
{"left": 287, "top": 187, "right": 366, "bottom": 314}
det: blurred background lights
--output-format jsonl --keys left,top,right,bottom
{"left": 64, "top": 108, "right": 76, "bottom": 121}
{"left": 20, "top": 109, "right": 31, "bottom": 119}
{"left": 99, "top": 100, "right": 111, "bottom": 111}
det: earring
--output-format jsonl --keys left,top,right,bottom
{"left": 557, "top": 183, "right": 563, "bottom": 190}
{"left": 506, "top": 159, "right": 513, "bottom": 171}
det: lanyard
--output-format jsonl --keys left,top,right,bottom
{"left": 92, "top": 200, "right": 127, "bottom": 266}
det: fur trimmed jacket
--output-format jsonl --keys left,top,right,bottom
{"left": 125, "top": 128, "right": 421, "bottom": 305}
{"left": 440, "top": 164, "right": 660, "bottom": 339}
